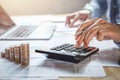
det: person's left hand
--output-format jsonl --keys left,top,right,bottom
{"left": 65, "top": 9, "right": 91, "bottom": 27}
{"left": 74, "top": 18, "right": 120, "bottom": 48}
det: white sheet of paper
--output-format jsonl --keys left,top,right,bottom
{"left": 0, "top": 49, "right": 106, "bottom": 79}
{"left": 55, "top": 23, "right": 77, "bottom": 32}
{"left": 90, "top": 39, "right": 120, "bottom": 67}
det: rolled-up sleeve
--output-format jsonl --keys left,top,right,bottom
{"left": 83, "top": 0, "right": 107, "bottom": 18}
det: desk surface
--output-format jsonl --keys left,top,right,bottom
{"left": 59, "top": 67, "right": 120, "bottom": 80}
{"left": 0, "top": 15, "right": 120, "bottom": 80}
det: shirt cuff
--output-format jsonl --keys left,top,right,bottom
{"left": 83, "top": 3, "right": 99, "bottom": 14}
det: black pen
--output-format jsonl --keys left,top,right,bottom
{"left": 74, "top": 31, "right": 84, "bottom": 36}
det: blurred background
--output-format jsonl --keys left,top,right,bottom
{"left": 0, "top": 0, "right": 89, "bottom": 16}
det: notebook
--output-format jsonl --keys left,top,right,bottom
{"left": 0, "top": 23, "right": 56, "bottom": 40}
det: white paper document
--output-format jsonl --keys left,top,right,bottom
{"left": 0, "top": 52, "right": 106, "bottom": 80}
{"left": 89, "top": 39, "right": 120, "bottom": 67}
{"left": 56, "top": 23, "right": 78, "bottom": 32}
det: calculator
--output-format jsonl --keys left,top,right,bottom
{"left": 35, "top": 43, "right": 99, "bottom": 63}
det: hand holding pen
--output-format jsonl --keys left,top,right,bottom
{"left": 74, "top": 18, "right": 120, "bottom": 48}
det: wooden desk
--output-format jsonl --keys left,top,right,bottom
{"left": 59, "top": 67, "right": 120, "bottom": 80}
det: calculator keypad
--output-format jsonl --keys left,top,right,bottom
{"left": 50, "top": 44, "right": 96, "bottom": 56}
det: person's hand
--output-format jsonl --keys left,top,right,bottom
{"left": 65, "top": 9, "right": 91, "bottom": 27}
{"left": 74, "top": 18, "right": 120, "bottom": 48}
{"left": 0, "top": 6, "right": 15, "bottom": 27}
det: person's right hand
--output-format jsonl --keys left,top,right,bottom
{"left": 74, "top": 18, "right": 120, "bottom": 48}
{"left": 65, "top": 9, "right": 91, "bottom": 27}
